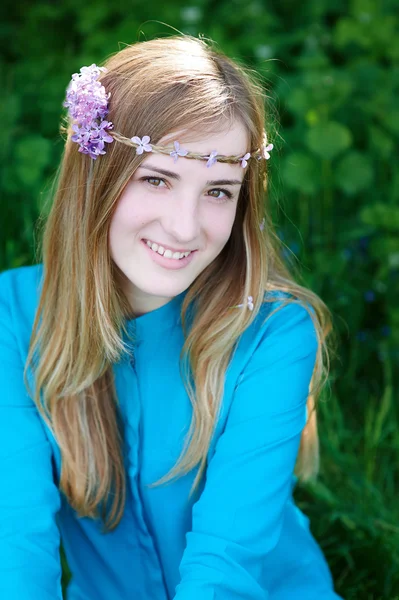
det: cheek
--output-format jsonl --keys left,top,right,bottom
{"left": 205, "top": 207, "right": 237, "bottom": 244}
{"left": 109, "top": 192, "right": 148, "bottom": 237}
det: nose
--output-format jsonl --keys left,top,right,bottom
{"left": 161, "top": 194, "right": 201, "bottom": 247}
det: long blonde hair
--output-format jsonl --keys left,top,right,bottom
{"left": 25, "top": 35, "right": 336, "bottom": 532}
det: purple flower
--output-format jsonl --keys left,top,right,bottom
{"left": 70, "top": 120, "right": 113, "bottom": 160}
{"left": 71, "top": 123, "right": 91, "bottom": 145}
{"left": 64, "top": 65, "right": 109, "bottom": 125}
{"left": 170, "top": 141, "right": 189, "bottom": 163}
{"left": 82, "top": 142, "right": 106, "bottom": 160}
{"left": 205, "top": 150, "right": 218, "bottom": 168}
{"left": 259, "top": 218, "right": 265, "bottom": 231}
{"left": 131, "top": 135, "right": 152, "bottom": 155}
{"left": 64, "top": 63, "right": 114, "bottom": 160}
{"left": 240, "top": 152, "right": 251, "bottom": 168}
{"left": 364, "top": 290, "right": 375, "bottom": 302}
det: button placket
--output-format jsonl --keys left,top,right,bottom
{"left": 123, "top": 340, "right": 169, "bottom": 600}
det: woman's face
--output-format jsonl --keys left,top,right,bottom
{"left": 109, "top": 120, "right": 249, "bottom": 316}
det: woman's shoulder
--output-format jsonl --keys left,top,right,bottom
{"left": 260, "top": 289, "right": 316, "bottom": 332}
{"left": 0, "top": 262, "right": 43, "bottom": 296}
{"left": 0, "top": 262, "right": 43, "bottom": 286}
{"left": 0, "top": 263, "right": 44, "bottom": 341}
{"left": 236, "top": 288, "right": 318, "bottom": 367}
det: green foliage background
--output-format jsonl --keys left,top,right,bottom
{"left": 1, "top": 1, "right": 399, "bottom": 598}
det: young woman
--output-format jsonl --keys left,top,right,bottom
{"left": 0, "top": 35, "right": 343, "bottom": 599}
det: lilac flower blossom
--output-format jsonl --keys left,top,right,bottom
{"left": 71, "top": 120, "right": 114, "bottom": 160}
{"left": 240, "top": 152, "right": 251, "bottom": 168}
{"left": 206, "top": 150, "right": 218, "bottom": 168}
{"left": 64, "top": 63, "right": 114, "bottom": 159}
{"left": 170, "top": 141, "right": 189, "bottom": 163}
{"left": 131, "top": 135, "right": 153, "bottom": 155}
{"left": 261, "top": 143, "right": 274, "bottom": 160}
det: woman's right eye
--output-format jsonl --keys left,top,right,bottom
{"left": 141, "top": 176, "right": 167, "bottom": 188}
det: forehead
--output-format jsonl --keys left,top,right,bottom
{"left": 139, "top": 120, "right": 249, "bottom": 178}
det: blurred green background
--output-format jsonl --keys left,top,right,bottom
{"left": 1, "top": 1, "right": 399, "bottom": 598}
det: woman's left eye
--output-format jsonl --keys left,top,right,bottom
{"left": 140, "top": 176, "right": 233, "bottom": 203}
{"left": 207, "top": 188, "right": 233, "bottom": 201}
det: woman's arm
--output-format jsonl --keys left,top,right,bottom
{"left": 173, "top": 301, "right": 318, "bottom": 600}
{"left": 0, "top": 271, "right": 63, "bottom": 600}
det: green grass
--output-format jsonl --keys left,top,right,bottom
{"left": 295, "top": 385, "right": 399, "bottom": 599}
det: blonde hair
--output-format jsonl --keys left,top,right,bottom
{"left": 25, "top": 35, "right": 336, "bottom": 532}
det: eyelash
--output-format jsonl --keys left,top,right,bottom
{"left": 139, "top": 176, "right": 234, "bottom": 203}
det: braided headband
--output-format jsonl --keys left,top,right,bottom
{"left": 63, "top": 64, "right": 274, "bottom": 167}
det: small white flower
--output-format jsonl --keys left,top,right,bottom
{"left": 131, "top": 135, "right": 152, "bottom": 155}
{"left": 236, "top": 296, "right": 254, "bottom": 311}
{"left": 240, "top": 152, "right": 251, "bottom": 168}
{"left": 206, "top": 150, "right": 218, "bottom": 168}
{"left": 261, "top": 143, "right": 273, "bottom": 160}
{"left": 170, "top": 141, "right": 189, "bottom": 163}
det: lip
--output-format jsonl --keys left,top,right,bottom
{"left": 141, "top": 239, "right": 197, "bottom": 270}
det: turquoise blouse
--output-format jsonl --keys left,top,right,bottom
{"left": 0, "top": 264, "right": 342, "bottom": 600}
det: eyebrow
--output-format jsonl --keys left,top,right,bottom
{"left": 138, "top": 163, "right": 243, "bottom": 186}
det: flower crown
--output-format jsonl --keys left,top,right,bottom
{"left": 63, "top": 63, "right": 274, "bottom": 166}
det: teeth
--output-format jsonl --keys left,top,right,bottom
{"left": 145, "top": 240, "right": 191, "bottom": 260}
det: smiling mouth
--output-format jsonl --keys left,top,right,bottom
{"left": 142, "top": 239, "right": 195, "bottom": 256}
{"left": 141, "top": 239, "right": 197, "bottom": 261}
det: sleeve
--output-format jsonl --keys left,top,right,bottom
{"left": 173, "top": 301, "right": 318, "bottom": 600}
{"left": 0, "top": 271, "right": 63, "bottom": 600}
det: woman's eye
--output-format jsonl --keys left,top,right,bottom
{"left": 141, "top": 176, "right": 233, "bottom": 203}
{"left": 208, "top": 188, "right": 233, "bottom": 201}
{"left": 143, "top": 176, "right": 166, "bottom": 188}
